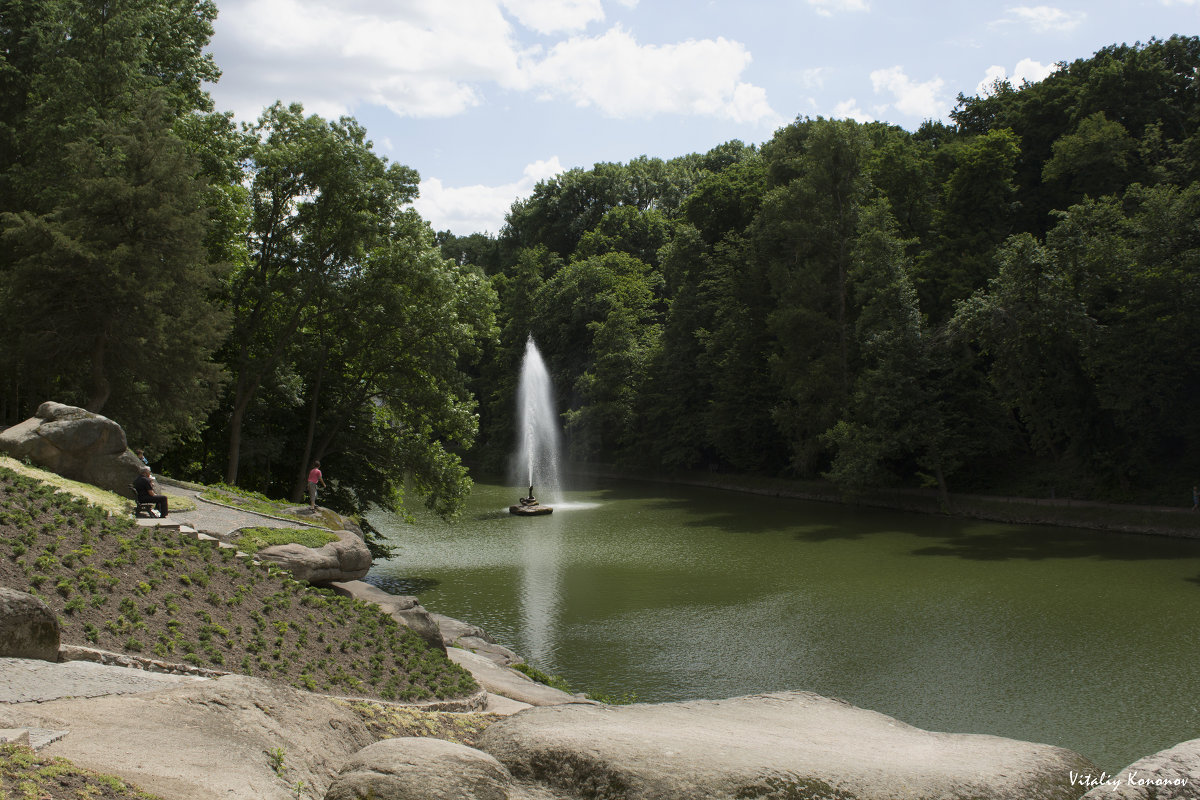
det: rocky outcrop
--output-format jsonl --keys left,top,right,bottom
{"left": 434, "top": 613, "right": 523, "bottom": 666}
{"left": 325, "top": 737, "right": 514, "bottom": 800}
{"left": 475, "top": 691, "right": 1098, "bottom": 800}
{"left": 0, "top": 402, "right": 142, "bottom": 494}
{"left": 0, "top": 588, "right": 59, "bottom": 661}
{"left": 1080, "top": 738, "right": 1200, "bottom": 799}
{"left": 256, "top": 529, "right": 372, "bottom": 585}
{"left": 330, "top": 581, "right": 446, "bottom": 654}
{"left": 448, "top": 647, "right": 588, "bottom": 708}
{"left": 0, "top": 674, "right": 375, "bottom": 800}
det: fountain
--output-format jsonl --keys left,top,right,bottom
{"left": 510, "top": 337, "right": 561, "bottom": 515}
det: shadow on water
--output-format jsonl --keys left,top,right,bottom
{"left": 629, "top": 482, "right": 1200, "bottom": 569}
{"left": 908, "top": 524, "right": 1200, "bottom": 562}
{"left": 366, "top": 575, "right": 441, "bottom": 595}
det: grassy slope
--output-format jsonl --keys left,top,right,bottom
{"left": 0, "top": 467, "right": 477, "bottom": 702}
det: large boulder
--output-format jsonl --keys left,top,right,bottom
{"left": 1081, "top": 738, "right": 1200, "bottom": 799}
{"left": 0, "top": 674, "right": 375, "bottom": 800}
{"left": 256, "top": 529, "right": 372, "bottom": 585}
{"left": 0, "top": 588, "right": 59, "bottom": 661}
{"left": 0, "top": 402, "right": 141, "bottom": 494}
{"left": 476, "top": 691, "right": 1099, "bottom": 800}
{"left": 325, "top": 737, "right": 514, "bottom": 800}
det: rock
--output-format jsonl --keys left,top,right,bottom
{"left": 0, "top": 587, "right": 60, "bottom": 661}
{"left": 325, "top": 737, "right": 514, "bottom": 800}
{"left": 1080, "top": 738, "right": 1200, "bottom": 799}
{"left": 0, "top": 674, "right": 375, "bottom": 800}
{"left": 256, "top": 529, "right": 372, "bottom": 585}
{"left": 475, "top": 691, "right": 1098, "bottom": 800}
{"left": 448, "top": 647, "right": 590, "bottom": 708}
{"left": 432, "top": 613, "right": 523, "bottom": 666}
{"left": 330, "top": 581, "right": 446, "bottom": 654}
{"left": 0, "top": 402, "right": 142, "bottom": 494}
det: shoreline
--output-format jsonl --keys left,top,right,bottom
{"left": 566, "top": 464, "right": 1200, "bottom": 539}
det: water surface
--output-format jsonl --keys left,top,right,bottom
{"left": 369, "top": 479, "right": 1200, "bottom": 771}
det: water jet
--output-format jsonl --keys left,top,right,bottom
{"left": 510, "top": 337, "right": 560, "bottom": 515}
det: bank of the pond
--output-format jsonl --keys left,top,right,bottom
{"left": 567, "top": 464, "right": 1200, "bottom": 539}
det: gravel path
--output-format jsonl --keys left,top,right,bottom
{"left": 159, "top": 484, "right": 323, "bottom": 538}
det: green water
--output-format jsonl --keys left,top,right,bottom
{"left": 368, "top": 479, "right": 1200, "bottom": 771}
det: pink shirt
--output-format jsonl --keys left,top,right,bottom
{"left": 307, "top": 468, "right": 322, "bottom": 485}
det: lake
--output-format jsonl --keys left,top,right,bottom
{"left": 368, "top": 478, "right": 1200, "bottom": 772}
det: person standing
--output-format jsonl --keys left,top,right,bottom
{"left": 307, "top": 461, "right": 327, "bottom": 511}
{"left": 1192, "top": 485, "right": 1198, "bottom": 511}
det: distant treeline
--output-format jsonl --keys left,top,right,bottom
{"left": 444, "top": 36, "right": 1200, "bottom": 505}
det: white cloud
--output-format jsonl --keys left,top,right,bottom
{"left": 528, "top": 26, "right": 781, "bottom": 124}
{"left": 870, "top": 66, "right": 947, "bottom": 120}
{"left": 799, "top": 67, "right": 830, "bottom": 89}
{"left": 993, "top": 6, "right": 1086, "bottom": 33}
{"left": 833, "top": 98, "right": 875, "bottom": 123}
{"left": 975, "top": 58, "right": 1058, "bottom": 94}
{"left": 501, "top": 0, "right": 605, "bottom": 34}
{"left": 808, "top": 0, "right": 869, "bottom": 16}
{"left": 209, "top": 1, "right": 777, "bottom": 126}
{"left": 414, "top": 157, "right": 566, "bottom": 235}
{"left": 211, "top": 0, "right": 527, "bottom": 121}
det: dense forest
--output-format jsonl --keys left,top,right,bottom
{"left": 448, "top": 34, "right": 1200, "bottom": 506}
{"left": 1, "top": 1, "right": 1197, "bottom": 517}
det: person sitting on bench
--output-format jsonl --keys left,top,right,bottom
{"left": 133, "top": 466, "right": 168, "bottom": 518}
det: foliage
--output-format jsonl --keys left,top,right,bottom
{"left": 461, "top": 36, "right": 1200, "bottom": 505}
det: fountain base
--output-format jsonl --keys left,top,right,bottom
{"left": 509, "top": 503, "right": 553, "bottom": 516}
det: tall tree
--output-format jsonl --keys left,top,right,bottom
{"left": 0, "top": 0, "right": 226, "bottom": 443}
{"left": 223, "top": 102, "right": 418, "bottom": 484}
{"left": 754, "top": 117, "right": 872, "bottom": 475}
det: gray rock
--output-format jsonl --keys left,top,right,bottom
{"left": 256, "top": 529, "right": 372, "bottom": 585}
{"left": 325, "top": 737, "right": 514, "bottom": 800}
{"left": 0, "top": 588, "right": 59, "bottom": 661}
{"left": 0, "top": 674, "right": 375, "bottom": 800}
{"left": 0, "top": 402, "right": 142, "bottom": 494}
{"left": 330, "top": 581, "right": 446, "bottom": 654}
{"left": 448, "top": 648, "right": 589, "bottom": 708}
{"left": 476, "top": 690, "right": 1098, "bottom": 800}
{"left": 1080, "top": 738, "right": 1200, "bottom": 799}
{"left": 432, "top": 614, "right": 522, "bottom": 666}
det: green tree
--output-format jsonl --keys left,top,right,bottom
{"left": 754, "top": 117, "right": 872, "bottom": 475}
{"left": 223, "top": 102, "right": 419, "bottom": 484}
{"left": 0, "top": 0, "right": 225, "bottom": 438}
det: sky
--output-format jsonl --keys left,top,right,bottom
{"left": 203, "top": 0, "right": 1200, "bottom": 236}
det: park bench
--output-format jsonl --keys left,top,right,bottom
{"left": 130, "top": 484, "right": 157, "bottom": 517}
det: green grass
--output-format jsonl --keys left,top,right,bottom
{"left": 0, "top": 741, "right": 165, "bottom": 799}
{"left": 235, "top": 527, "right": 340, "bottom": 554}
{"left": 0, "top": 456, "right": 196, "bottom": 515}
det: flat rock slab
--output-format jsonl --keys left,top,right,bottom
{"left": 0, "top": 657, "right": 206, "bottom": 703}
{"left": 0, "top": 673, "right": 375, "bottom": 800}
{"left": 476, "top": 690, "right": 1098, "bottom": 800}
{"left": 448, "top": 647, "right": 591, "bottom": 708}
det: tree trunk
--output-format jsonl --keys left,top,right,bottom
{"left": 292, "top": 359, "right": 325, "bottom": 502}
{"left": 86, "top": 330, "right": 111, "bottom": 412}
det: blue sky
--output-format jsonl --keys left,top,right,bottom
{"left": 204, "top": 0, "right": 1199, "bottom": 236}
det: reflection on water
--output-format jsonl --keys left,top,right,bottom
{"left": 518, "top": 516, "right": 563, "bottom": 664}
{"left": 369, "top": 479, "right": 1200, "bottom": 773}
